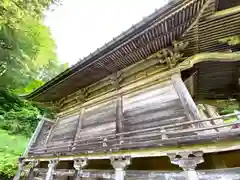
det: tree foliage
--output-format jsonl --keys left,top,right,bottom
{"left": 0, "top": 0, "right": 67, "bottom": 92}
{"left": 0, "top": 89, "right": 56, "bottom": 179}
{"left": 0, "top": 89, "right": 54, "bottom": 136}
{"left": 0, "top": 0, "right": 64, "bottom": 179}
{"left": 0, "top": 129, "right": 28, "bottom": 178}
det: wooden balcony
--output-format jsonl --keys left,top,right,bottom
{"left": 25, "top": 73, "right": 240, "bottom": 158}
{"left": 27, "top": 112, "right": 240, "bottom": 157}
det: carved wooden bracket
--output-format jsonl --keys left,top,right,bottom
{"left": 168, "top": 151, "right": 204, "bottom": 171}
{"left": 110, "top": 72, "right": 123, "bottom": 89}
{"left": 111, "top": 156, "right": 131, "bottom": 170}
{"left": 147, "top": 41, "right": 188, "bottom": 69}
{"left": 48, "top": 159, "right": 59, "bottom": 168}
{"left": 29, "top": 160, "right": 39, "bottom": 169}
{"left": 73, "top": 159, "right": 88, "bottom": 170}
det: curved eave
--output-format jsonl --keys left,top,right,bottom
{"left": 25, "top": 0, "right": 185, "bottom": 102}
{"left": 25, "top": 0, "right": 205, "bottom": 102}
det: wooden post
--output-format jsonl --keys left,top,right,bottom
{"left": 73, "top": 159, "right": 88, "bottom": 180}
{"left": 197, "top": 104, "right": 217, "bottom": 133}
{"left": 111, "top": 157, "right": 131, "bottom": 180}
{"left": 45, "top": 160, "right": 58, "bottom": 180}
{"left": 205, "top": 104, "right": 225, "bottom": 131}
{"left": 111, "top": 72, "right": 124, "bottom": 145}
{"left": 171, "top": 73, "right": 202, "bottom": 126}
{"left": 116, "top": 96, "right": 124, "bottom": 144}
{"left": 26, "top": 161, "right": 39, "bottom": 180}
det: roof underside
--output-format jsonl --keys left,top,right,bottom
{"left": 182, "top": 61, "right": 240, "bottom": 99}
{"left": 26, "top": 0, "right": 240, "bottom": 102}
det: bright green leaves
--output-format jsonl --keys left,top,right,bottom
{"left": 0, "top": 1, "right": 67, "bottom": 92}
{"left": 0, "top": 129, "right": 28, "bottom": 177}
{"left": 0, "top": 90, "right": 40, "bottom": 136}
{"left": 0, "top": 0, "right": 63, "bottom": 179}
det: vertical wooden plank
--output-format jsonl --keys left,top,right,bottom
{"left": 184, "top": 72, "right": 197, "bottom": 98}
{"left": 45, "top": 160, "right": 58, "bottom": 180}
{"left": 44, "top": 118, "right": 59, "bottom": 147}
{"left": 73, "top": 170, "right": 80, "bottom": 180}
{"left": 116, "top": 96, "right": 124, "bottom": 145}
{"left": 73, "top": 108, "right": 85, "bottom": 142}
{"left": 171, "top": 73, "right": 201, "bottom": 122}
{"left": 116, "top": 96, "right": 124, "bottom": 133}
{"left": 26, "top": 161, "right": 39, "bottom": 180}
{"left": 26, "top": 168, "right": 34, "bottom": 180}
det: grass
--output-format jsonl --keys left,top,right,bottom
{"left": 0, "top": 129, "right": 28, "bottom": 177}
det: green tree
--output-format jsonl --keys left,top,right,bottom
{"left": 0, "top": 0, "right": 63, "bottom": 179}
{"left": 0, "top": 1, "right": 67, "bottom": 92}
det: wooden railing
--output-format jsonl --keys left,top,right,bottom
{"left": 28, "top": 112, "right": 240, "bottom": 156}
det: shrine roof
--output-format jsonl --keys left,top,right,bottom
{"left": 25, "top": 0, "right": 240, "bottom": 102}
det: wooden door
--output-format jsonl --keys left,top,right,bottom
{"left": 73, "top": 99, "right": 117, "bottom": 152}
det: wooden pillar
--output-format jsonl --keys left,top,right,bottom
{"left": 116, "top": 96, "right": 124, "bottom": 133}
{"left": 45, "top": 160, "right": 58, "bottom": 180}
{"left": 168, "top": 151, "right": 204, "bottom": 180}
{"left": 116, "top": 96, "right": 124, "bottom": 144}
{"left": 171, "top": 73, "right": 202, "bottom": 126}
{"left": 73, "top": 159, "right": 88, "bottom": 180}
{"left": 111, "top": 72, "right": 124, "bottom": 144}
{"left": 26, "top": 160, "right": 39, "bottom": 180}
{"left": 111, "top": 157, "right": 131, "bottom": 180}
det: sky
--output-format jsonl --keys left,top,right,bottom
{"left": 44, "top": 0, "right": 168, "bottom": 65}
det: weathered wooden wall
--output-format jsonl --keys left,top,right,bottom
{"left": 122, "top": 81, "right": 187, "bottom": 139}
{"left": 29, "top": 74, "right": 201, "bottom": 156}
{"left": 28, "top": 51, "right": 240, "bottom": 156}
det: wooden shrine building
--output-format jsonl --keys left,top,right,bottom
{"left": 16, "top": 0, "right": 240, "bottom": 179}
